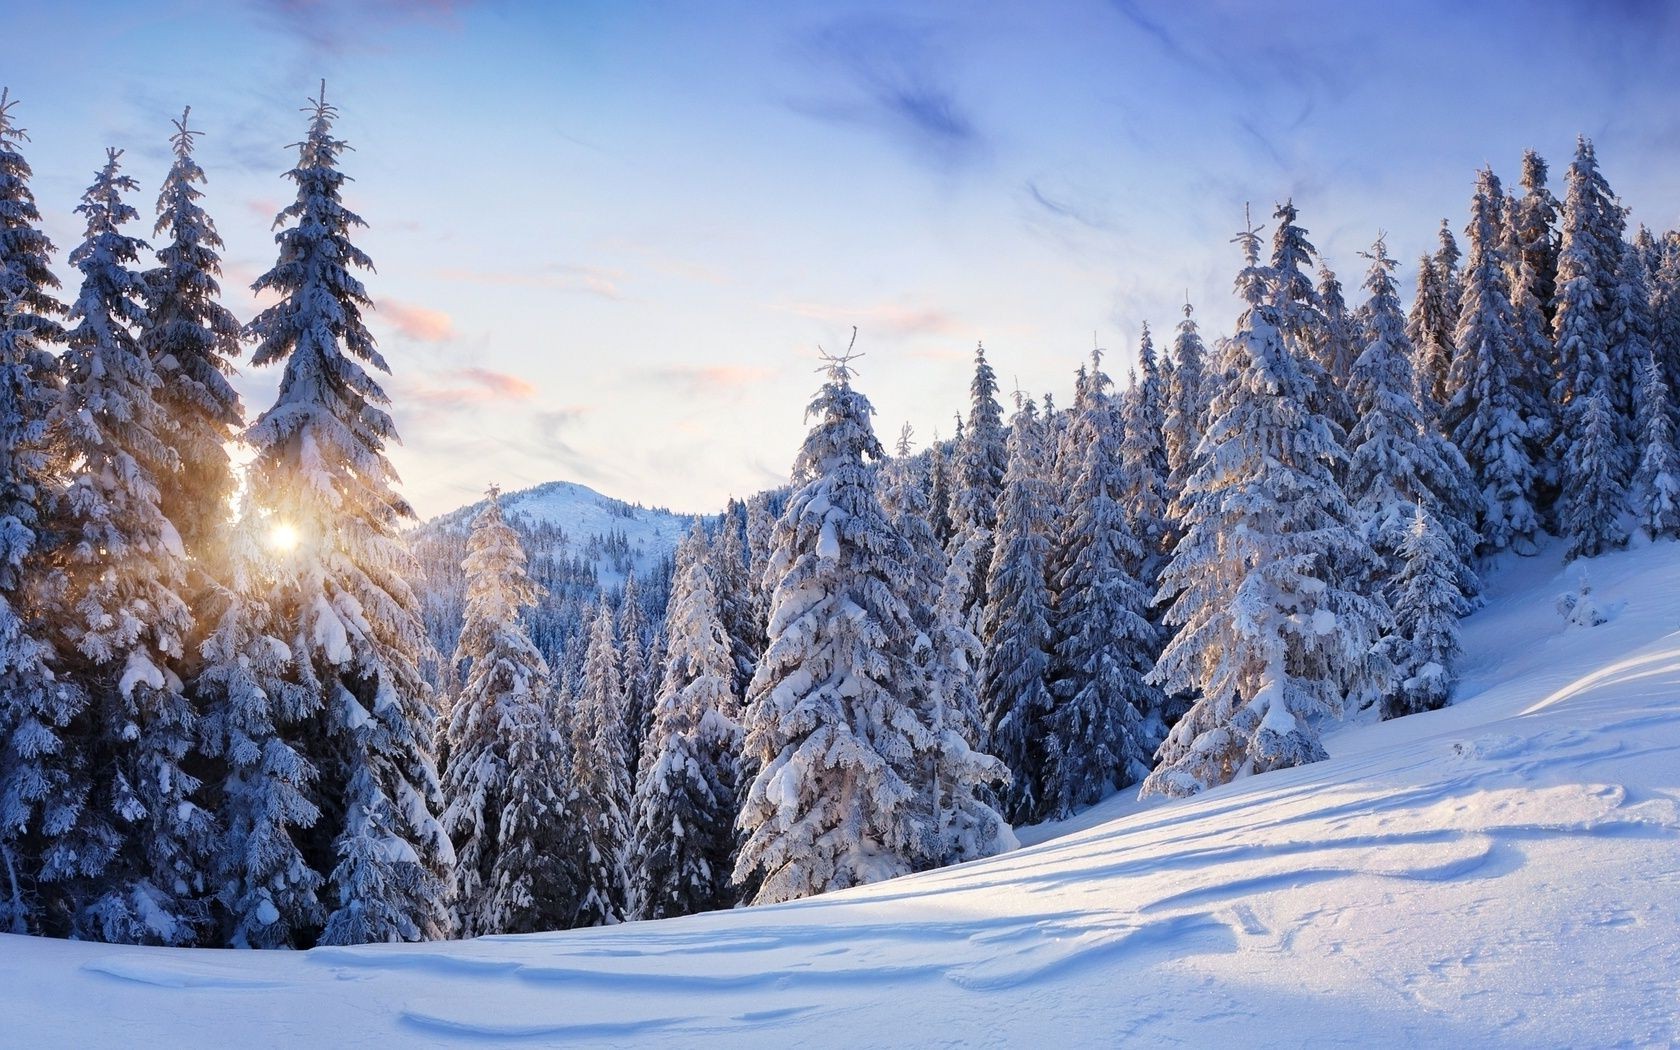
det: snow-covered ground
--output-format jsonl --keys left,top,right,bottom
{"left": 6, "top": 539, "right": 1679, "bottom": 1048}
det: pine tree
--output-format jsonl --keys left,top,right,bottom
{"left": 43, "top": 148, "right": 214, "bottom": 944}
{"left": 948, "top": 344, "right": 1007, "bottom": 629}
{"left": 139, "top": 108, "right": 243, "bottom": 568}
{"left": 734, "top": 348, "right": 936, "bottom": 903}
{"left": 0, "top": 90, "right": 64, "bottom": 341}
{"left": 1653, "top": 235, "right": 1680, "bottom": 413}
{"left": 1143, "top": 219, "right": 1389, "bottom": 799}
{"left": 1436, "top": 218, "right": 1464, "bottom": 314}
{"left": 1345, "top": 236, "right": 1480, "bottom": 601}
{"left": 1268, "top": 201, "right": 1347, "bottom": 448}
{"left": 1120, "top": 327, "right": 1170, "bottom": 581}
{"left": 1631, "top": 354, "right": 1680, "bottom": 540}
{"left": 616, "top": 572, "right": 653, "bottom": 780}
{"left": 1444, "top": 168, "right": 1542, "bottom": 556}
{"left": 712, "top": 499, "right": 761, "bottom": 697}
{"left": 628, "top": 522, "right": 741, "bottom": 920}
{"left": 1314, "top": 263, "right": 1361, "bottom": 433}
{"left": 569, "top": 603, "right": 629, "bottom": 925}
{"left": 1513, "top": 149, "right": 1561, "bottom": 334}
{"left": 484, "top": 677, "right": 575, "bottom": 935}
{"left": 1554, "top": 137, "right": 1630, "bottom": 440}
{"left": 1044, "top": 365, "right": 1160, "bottom": 817}
{"left": 197, "top": 504, "right": 322, "bottom": 948}
{"left": 1407, "top": 255, "right": 1454, "bottom": 412}
{"left": 979, "top": 397, "right": 1056, "bottom": 824}
{"left": 1163, "top": 299, "right": 1209, "bottom": 531}
{"left": 244, "top": 86, "right": 451, "bottom": 945}
{"left": 1382, "top": 508, "right": 1466, "bottom": 720}
{"left": 1561, "top": 390, "right": 1628, "bottom": 560}
{"left": 440, "top": 489, "right": 552, "bottom": 938}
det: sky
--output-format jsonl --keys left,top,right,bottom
{"left": 7, "top": 0, "right": 1680, "bottom": 518}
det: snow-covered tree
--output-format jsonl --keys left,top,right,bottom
{"left": 44, "top": 148, "right": 212, "bottom": 945}
{"left": 1269, "top": 201, "right": 1347, "bottom": 447}
{"left": 1119, "top": 326, "right": 1170, "bottom": 581}
{"left": 139, "top": 108, "right": 243, "bottom": 567}
{"left": 947, "top": 343, "right": 1007, "bottom": 627}
{"left": 0, "top": 90, "right": 64, "bottom": 341}
{"left": 1407, "top": 254, "right": 1454, "bottom": 413}
{"left": 1554, "top": 137, "right": 1630, "bottom": 440}
{"left": 1560, "top": 390, "right": 1628, "bottom": 560}
{"left": 483, "top": 680, "right": 575, "bottom": 936}
{"left": 1512, "top": 149, "right": 1561, "bottom": 335}
{"left": 1630, "top": 354, "right": 1680, "bottom": 540}
{"left": 616, "top": 572, "right": 654, "bottom": 779}
{"left": 440, "top": 489, "right": 552, "bottom": 938}
{"left": 712, "top": 499, "right": 761, "bottom": 697}
{"left": 1044, "top": 365, "right": 1160, "bottom": 816}
{"left": 244, "top": 87, "right": 451, "bottom": 945}
{"left": 196, "top": 504, "right": 321, "bottom": 948}
{"left": 734, "top": 349, "right": 937, "bottom": 904}
{"left": 1163, "top": 300, "right": 1210, "bottom": 530}
{"left": 628, "top": 522, "right": 740, "bottom": 920}
{"left": 979, "top": 397, "right": 1056, "bottom": 824}
{"left": 569, "top": 602, "right": 630, "bottom": 925}
{"left": 1143, "top": 220, "right": 1389, "bottom": 799}
{"left": 1436, "top": 218, "right": 1464, "bottom": 315}
{"left": 1345, "top": 236, "right": 1480, "bottom": 601}
{"left": 1382, "top": 508, "right": 1466, "bottom": 720}
{"left": 1444, "top": 168, "right": 1543, "bottom": 556}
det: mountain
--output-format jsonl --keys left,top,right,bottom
{"left": 5, "top": 537, "right": 1678, "bottom": 1046}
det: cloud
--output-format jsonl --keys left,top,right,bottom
{"left": 403, "top": 367, "right": 538, "bottom": 410}
{"left": 434, "top": 264, "right": 626, "bottom": 300}
{"left": 1024, "top": 180, "right": 1119, "bottom": 233}
{"left": 788, "top": 15, "right": 985, "bottom": 171}
{"left": 643, "top": 364, "right": 774, "bottom": 395}
{"left": 253, "top": 0, "right": 472, "bottom": 57}
{"left": 379, "top": 299, "right": 455, "bottom": 342}
{"left": 779, "top": 299, "right": 966, "bottom": 340}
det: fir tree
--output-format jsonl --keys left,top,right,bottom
{"left": 0, "top": 90, "right": 64, "bottom": 341}
{"left": 1555, "top": 137, "right": 1630, "bottom": 439}
{"left": 139, "top": 108, "right": 243, "bottom": 567}
{"left": 569, "top": 603, "right": 629, "bottom": 925}
{"left": 45, "top": 148, "right": 212, "bottom": 945}
{"left": 979, "top": 397, "right": 1056, "bottom": 824}
{"left": 196, "top": 504, "right": 322, "bottom": 948}
{"left": 1631, "top": 353, "right": 1680, "bottom": 540}
{"left": 1561, "top": 390, "right": 1628, "bottom": 560}
{"left": 484, "top": 678, "right": 575, "bottom": 935}
{"left": 948, "top": 344, "right": 1007, "bottom": 629}
{"left": 616, "top": 572, "right": 653, "bottom": 780}
{"left": 1407, "top": 254, "right": 1454, "bottom": 412}
{"left": 1162, "top": 299, "right": 1209, "bottom": 532}
{"left": 712, "top": 499, "right": 761, "bottom": 697}
{"left": 440, "top": 488, "right": 552, "bottom": 938}
{"left": 628, "top": 523, "right": 741, "bottom": 920}
{"left": 1435, "top": 218, "right": 1464, "bottom": 314}
{"left": 734, "top": 347, "right": 936, "bottom": 903}
{"left": 1044, "top": 365, "right": 1160, "bottom": 816}
{"left": 1120, "top": 327, "right": 1170, "bottom": 580}
{"left": 1444, "top": 168, "right": 1543, "bottom": 556}
{"left": 1513, "top": 149, "right": 1561, "bottom": 335}
{"left": 1382, "top": 508, "right": 1465, "bottom": 720}
{"left": 1143, "top": 218, "right": 1389, "bottom": 799}
{"left": 1269, "top": 201, "right": 1346, "bottom": 446}
{"left": 244, "top": 86, "right": 451, "bottom": 945}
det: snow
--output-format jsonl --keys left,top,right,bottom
{"left": 4, "top": 538, "right": 1680, "bottom": 1046}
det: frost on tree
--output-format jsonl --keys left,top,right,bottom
{"left": 45, "top": 148, "right": 212, "bottom": 945}
{"left": 1443, "top": 169, "right": 1542, "bottom": 557}
{"left": 628, "top": 522, "right": 741, "bottom": 920}
{"left": 1555, "top": 137, "right": 1632, "bottom": 441}
{"left": 1382, "top": 508, "right": 1466, "bottom": 720}
{"left": 1163, "top": 299, "right": 1210, "bottom": 524}
{"left": 243, "top": 86, "right": 451, "bottom": 946}
{"left": 735, "top": 349, "right": 946, "bottom": 904}
{"left": 1143, "top": 220, "right": 1389, "bottom": 800}
{"left": 948, "top": 343, "right": 1007, "bottom": 627}
{"left": 1119, "top": 325, "right": 1170, "bottom": 585}
{"left": 197, "top": 503, "right": 323, "bottom": 948}
{"left": 1043, "top": 359, "right": 1160, "bottom": 817}
{"left": 0, "top": 89, "right": 70, "bottom": 937}
{"left": 139, "top": 108, "right": 243, "bottom": 569}
{"left": 1406, "top": 254, "right": 1454, "bottom": 413}
{"left": 616, "top": 572, "right": 654, "bottom": 781}
{"left": 1512, "top": 149, "right": 1561, "bottom": 336}
{"left": 1561, "top": 391, "right": 1628, "bottom": 561}
{"left": 979, "top": 397, "right": 1057, "bottom": 824}
{"left": 568, "top": 603, "right": 630, "bottom": 926}
{"left": 1631, "top": 354, "right": 1680, "bottom": 540}
{"left": 440, "top": 488, "right": 554, "bottom": 937}
{"left": 1345, "top": 236, "right": 1480, "bottom": 606}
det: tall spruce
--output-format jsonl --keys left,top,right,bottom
{"left": 0, "top": 89, "right": 64, "bottom": 341}
{"left": 1444, "top": 168, "right": 1542, "bottom": 556}
{"left": 1162, "top": 299, "right": 1210, "bottom": 534}
{"left": 139, "top": 108, "right": 243, "bottom": 567}
{"left": 734, "top": 349, "right": 937, "bottom": 903}
{"left": 1382, "top": 508, "right": 1465, "bottom": 720}
{"left": 628, "top": 523, "right": 740, "bottom": 920}
{"left": 440, "top": 489, "right": 553, "bottom": 938}
{"left": 244, "top": 86, "right": 451, "bottom": 945}
{"left": 1513, "top": 149, "right": 1561, "bottom": 334}
{"left": 1143, "top": 218, "right": 1389, "bottom": 799}
{"left": 1631, "top": 353, "right": 1680, "bottom": 539}
{"left": 569, "top": 602, "right": 630, "bottom": 925}
{"left": 1407, "top": 254, "right": 1454, "bottom": 411}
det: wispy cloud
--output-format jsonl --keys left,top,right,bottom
{"left": 434, "top": 264, "right": 626, "bottom": 300}
{"left": 253, "top": 0, "right": 472, "bottom": 57}
{"left": 1024, "top": 180, "right": 1118, "bottom": 233}
{"left": 779, "top": 299, "right": 967, "bottom": 340}
{"left": 403, "top": 367, "right": 537, "bottom": 410}
{"left": 643, "top": 364, "right": 774, "bottom": 395}
{"left": 379, "top": 299, "right": 455, "bottom": 342}
{"left": 787, "top": 15, "right": 985, "bottom": 171}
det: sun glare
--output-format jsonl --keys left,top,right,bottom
{"left": 268, "top": 522, "right": 301, "bottom": 553}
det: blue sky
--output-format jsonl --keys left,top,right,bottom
{"left": 9, "top": 1, "right": 1680, "bottom": 516}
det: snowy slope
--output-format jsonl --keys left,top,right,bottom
{"left": 424, "top": 479, "right": 698, "bottom": 586}
{"left": 6, "top": 539, "right": 1680, "bottom": 1048}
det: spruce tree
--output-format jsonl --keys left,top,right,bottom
{"left": 244, "top": 86, "right": 451, "bottom": 945}
{"left": 1407, "top": 255, "right": 1454, "bottom": 412}
{"left": 1444, "top": 168, "right": 1543, "bottom": 556}
{"left": 1162, "top": 299, "right": 1209, "bottom": 533}
{"left": 1120, "top": 328, "right": 1170, "bottom": 581}
{"left": 45, "top": 148, "right": 213, "bottom": 945}
{"left": 734, "top": 349, "right": 936, "bottom": 903}
{"left": 1631, "top": 354, "right": 1680, "bottom": 540}
{"left": 1382, "top": 508, "right": 1465, "bottom": 720}
{"left": 628, "top": 523, "right": 741, "bottom": 920}
{"left": 616, "top": 572, "right": 653, "bottom": 779}
{"left": 1044, "top": 365, "right": 1160, "bottom": 816}
{"left": 1555, "top": 137, "right": 1631, "bottom": 440}
{"left": 197, "top": 503, "right": 322, "bottom": 948}
{"left": 948, "top": 344, "right": 1007, "bottom": 628}
{"left": 1513, "top": 149, "right": 1561, "bottom": 334}
{"left": 440, "top": 488, "right": 552, "bottom": 938}
{"left": 1561, "top": 390, "right": 1628, "bottom": 560}
{"left": 1143, "top": 220, "right": 1389, "bottom": 799}
{"left": 485, "top": 676, "right": 575, "bottom": 935}
{"left": 979, "top": 397, "right": 1056, "bottom": 824}
{"left": 0, "top": 90, "right": 64, "bottom": 341}
{"left": 569, "top": 602, "right": 630, "bottom": 925}
{"left": 139, "top": 108, "right": 243, "bottom": 567}
{"left": 1436, "top": 218, "right": 1464, "bottom": 314}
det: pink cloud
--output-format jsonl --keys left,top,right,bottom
{"left": 434, "top": 264, "right": 626, "bottom": 301}
{"left": 403, "top": 368, "right": 538, "bottom": 411}
{"left": 645, "top": 364, "right": 774, "bottom": 393}
{"left": 779, "top": 299, "right": 966, "bottom": 339}
{"left": 380, "top": 300, "right": 455, "bottom": 342}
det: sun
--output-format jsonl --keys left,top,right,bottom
{"left": 268, "top": 521, "right": 302, "bottom": 553}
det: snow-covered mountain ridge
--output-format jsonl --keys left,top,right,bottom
{"left": 5, "top": 538, "right": 1678, "bottom": 1047}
